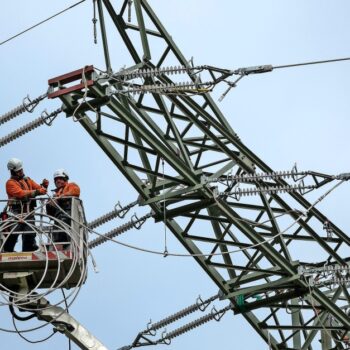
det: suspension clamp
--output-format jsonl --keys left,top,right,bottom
{"left": 40, "top": 107, "right": 63, "bottom": 126}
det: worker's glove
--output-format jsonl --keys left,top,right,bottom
{"left": 34, "top": 188, "right": 47, "bottom": 196}
{"left": 41, "top": 179, "right": 49, "bottom": 189}
{"left": 335, "top": 173, "right": 350, "bottom": 181}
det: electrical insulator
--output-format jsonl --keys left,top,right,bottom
{"left": 0, "top": 107, "right": 61, "bottom": 149}
{"left": 88, "top": 200, "right": 139, "bottom": 229}
{"left": 224, "top": 184, "right": 316, "bottom": 200}
{"left": 114, "top": 65, "right": 202, "bottom": 80}
{"left": 0, "top": 93, "right": 47, "bottom": 126}
{"left": 88, "top": 212, "right": 152, "bottom": 249}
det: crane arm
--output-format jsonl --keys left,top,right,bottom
{"left": 36, "top": 304, "right": 109, "bottom": 350}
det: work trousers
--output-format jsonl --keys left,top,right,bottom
{"left": 3, "top": 214, "right": 36, "bottom": 252}
{"left": 52, "top": 211, "right": 71, "bottom": 243}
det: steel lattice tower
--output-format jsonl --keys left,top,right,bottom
{"left": 46, "top": 1, "right": 350, "bottom": 349}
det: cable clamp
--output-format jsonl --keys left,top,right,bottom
{"left": 114, "top": 201, "right": 129, "bottom": 219}
{"left": 130, "top": 213, "right": 146, "bottom": 229}
{"left": 146, "top": 319, "right": 156, "bottom": 336}
{"left": 212, "top": 305, "right": 227, "bottom": 321}
{"left": 40, "top": 107, "right": 62, "bottom": 126}
{"left": 160, "top": 329, "right": 171, "bottom": 345}
{"left": 163, "top": 248, "right": 168, "bottom": 258}
{"left": 196, "top": 295, "right": 214, "bottom": 312}
{"left": 23, "top": 95, "right": 36, "bottom": 113}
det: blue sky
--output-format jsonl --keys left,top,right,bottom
{"left": 1, "top": 1, "right": 350, "bottom": 349}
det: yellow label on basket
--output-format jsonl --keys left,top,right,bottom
{"left": 1, "top": 253, "right": 32, "bottom": 262}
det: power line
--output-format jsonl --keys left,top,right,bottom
{"left": 274, "top": 56, "right": 350, "bottom": 70}
{"left": 233, "top": 57, "right": 350, "bottom": 76}
{"left": 219, "top": 56, "right": 350, "bottom": 100}
{"left": 0, "top": 0, "right": 86, "bottom": 47}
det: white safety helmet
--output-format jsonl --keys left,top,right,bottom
{"left": 53, "top": 169, "right": 69, "bottom": 180}
{"left": 7, "top": 158, "right": 23, "bottom": 172}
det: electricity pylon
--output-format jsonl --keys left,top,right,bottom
{"left": 49, "top": 1, "right": 350, "bottom": 348}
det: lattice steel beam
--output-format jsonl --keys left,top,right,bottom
{"left": 50, "top": 1, "right": 350, "bottom": 349}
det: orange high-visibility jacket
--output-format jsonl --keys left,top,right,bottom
{"left": 55, "top": 182, "right": 80, "bottom": 198}
{"left": 6, "top": 177, "right": 42, "bottom": 200}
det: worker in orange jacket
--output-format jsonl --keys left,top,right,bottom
{"left": 47, "top": 169, "right": 80, "bottom": 245}
{"left": 4, "top": 158, "right": 48, "bottom": 252}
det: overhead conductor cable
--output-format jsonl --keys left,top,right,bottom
{"left": 0, "top": 0, "right": 86, "bottom": 46}
{"left": 219, "top": 56, "right": 350, "bottom": 100}
{"left": 232, "top": 56, "right": 350, "bottom": 76}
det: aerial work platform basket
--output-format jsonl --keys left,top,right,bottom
{"left": 0, "top": 197, "right": 88, "bottom": 291}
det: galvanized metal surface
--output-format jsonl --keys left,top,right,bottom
{"left": 48, "top": 1, "right": 350, "bottom": 349}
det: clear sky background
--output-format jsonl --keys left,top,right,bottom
{"left": 0, "top": 1, "right": 350, "bottom": 349}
